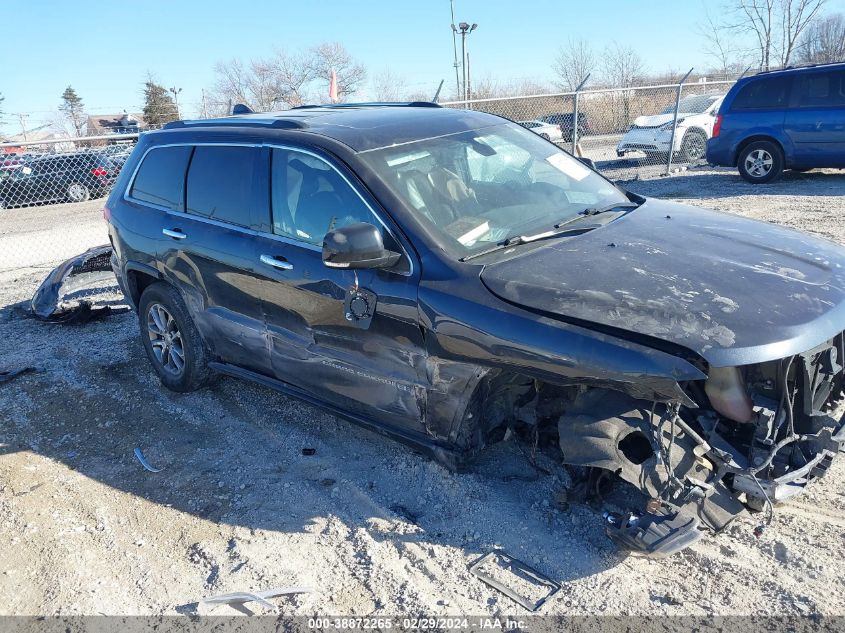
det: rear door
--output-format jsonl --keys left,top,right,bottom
{"left": 155, "top": 144, "right": 271, "bottom": 374}
{"left": 785, "top": 69, "right": 845, "bottom": 166}
{"left": 251, "top": 146, "right": 429, "bottom": 433}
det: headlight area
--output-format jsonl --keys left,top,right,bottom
{"left": 573, "top": 334, "right": 844, "bottom": 557}
{"left": 696, "top": 337, "right": 845, "bottom": 509}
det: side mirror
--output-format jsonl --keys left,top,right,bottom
{"left": 577, "top": 157, "right": 596, "bottom": 170}
{"left": 322, "top": 222, "right": 401, "bottom": 270}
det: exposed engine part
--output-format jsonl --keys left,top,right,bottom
{"left": 557, "top": 389, "right": 745, "bottom": 541}
{"left": 704, "top": 366, "right": 754, "bottom": 423}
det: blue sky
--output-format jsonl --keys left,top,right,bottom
{"left": 3, "top": 0, "right": 844, "bottom": 128}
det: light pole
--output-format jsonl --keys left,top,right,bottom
{"left": 455, "top": 22, "right": 477, "bottom": 103}
{"left": 169, "top": 87, "right": 183, "bottom": 119}
{"left": 450, "top": 1, "right": 461, "bottom": 101}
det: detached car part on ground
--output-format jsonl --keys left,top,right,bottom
{"left": 105, "top": 103, "right": 845, "bottom": 557}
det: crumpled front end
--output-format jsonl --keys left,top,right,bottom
{"left": 557, "top": 331, "right": 845, "bottom": 556}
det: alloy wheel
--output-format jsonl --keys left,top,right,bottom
{"left": 67, "top": 183, "right": 88, "bottom": 202}
{"left": 146, "top": 303, "right": 185, "bottom": 376}
{"left": 744, "top": 149, "right": 773, "bottom": 178}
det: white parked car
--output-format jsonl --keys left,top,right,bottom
{"left": 518, "top": 120, "right": 564, "bottom": 142}
{"left": 616, "top": 94, "right": 724, "bottom": 162}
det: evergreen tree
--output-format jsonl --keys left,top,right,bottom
{"left": 59, "top": 86, "right": 86, "bottom": 137}
{"left": 142, "top": 79, "right": 179, "bottom": 127}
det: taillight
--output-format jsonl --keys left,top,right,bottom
{"left": 712, "top": 114, "right": 723, "bottom": 138}
{"left": 103, "top": 205, "right": 111, "bottom": 222}
{"left": 91, "top": 167, "right": 108, "bottom": 177}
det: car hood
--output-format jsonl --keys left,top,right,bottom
{"left": 632, "top": 112, "right": 708, "bottom": 128}
{"left": 479, "top": 199, "right": 845, "bottom": 367}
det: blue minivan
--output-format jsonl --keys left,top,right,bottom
{"left": 707, "top": 62, "right": 845, "bottom": 183}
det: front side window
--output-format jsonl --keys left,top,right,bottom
{"left": 270, "top": 148, "right": 379, "bottom": 246}
{"left": 361, "top": 123, "right": 628, "bottom": 259}
{"left": 130, "top": 145, "right": 192, "bottom": 211}
{"left": 795, "top": 71, "right": 845, "bottom": 108}
{"left": 731, "top": 77, "right": 791, "bottom": 111}
{"left": 186, "top": 145, "right": 257, "bottom": 227}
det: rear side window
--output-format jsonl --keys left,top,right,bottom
{"left": 730, "top": 77, "right": 791, "bottom": 111}
{"left": 186, "top": 146, "right": 257, "bottom": 227}
{"left": 795, "top": 71, "right": 845, "bottom": 108}
{"left": 130, "top": 146, "right": 192, "bottom": 211}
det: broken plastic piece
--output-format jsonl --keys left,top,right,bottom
{"left": 603, "top": 509, "right": 703, "bottom": 557}
{"left": 468, "top": 551, "right": 560, "bottom": 612}
{"left": 133, "top": 448, "right": 163, "bottom": 473}
{"left": 31, "top": 244, "right": 126, "bottom": 323}
{"left": 201, "top": 587, "right": 314, "bottom": 612}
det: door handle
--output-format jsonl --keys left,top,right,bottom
{"left": 260, "top": 254, "right": 294, "bottom": 271}
{"left": 162, "top": 228, "right": 187, "bottom": 240}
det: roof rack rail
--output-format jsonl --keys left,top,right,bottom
{"left": 291, "top": 101, "right": 442, "bottom": 110}
{"left": 162, "top": 118, "right": 307, "bottom": 130}
{"left": 754, "top": 60, "right": 845, "bottom": 75}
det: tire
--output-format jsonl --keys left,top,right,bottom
{"left": 138, "top": 282, "right": 211, "bottom": 392}
{"left": 737, "top": 140, "right": 784, "bottom": 184}
{"left": 680, "top": 129, "right": 708, "bottom": 162}
{"left": 66, "top": 183, "right": 90, "bottom": 203}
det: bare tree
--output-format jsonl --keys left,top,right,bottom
{"left": 728, "top": 0, "right": 828, "bottom": 70}
{"left": 796, "top": 12, "right": 845, "bottom": 62}
{"left": 311, "top": 42, "right": 366, "bottom": 101}
{"left": 553, "top": 38, "right": 594, "bottom": 91}
{"left": 210, "top": 43, "right": 366, "bottom": 112}
{"left": 779, "top": 0, "right": 829, "bottom": 65}
{"left": 370, "top": 68, "right": 407, "bottom": 102}
{"left": 601, "top": 42, "right": 645, "bottom": 87}
{"left": 601, "top": 43, "right": 646, "bottom": 130}
{"left": 699, "top": 9, "right": 747, "bottom": 78}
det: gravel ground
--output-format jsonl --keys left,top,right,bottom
{"left": 1, "top": 167, "right": 844, "bottom": 618}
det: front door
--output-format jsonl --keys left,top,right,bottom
{"left": 253, "top": 147, "right": 429, "bottom": 434}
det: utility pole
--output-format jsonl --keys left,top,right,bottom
{"left": 169, "top": 87, "right": 183, "bottom": 119}
{"left": 17, "top": 113, "right": 29, "bottom": 141}
{"left": 450, "top": 0, "right": 461, "bottom": 99}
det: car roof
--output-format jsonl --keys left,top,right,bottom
{"left": 746, "top": 61, "right": 845, "bottom": 80}
{"left": 161, "top": 103, "right": 506, "bottom": 152}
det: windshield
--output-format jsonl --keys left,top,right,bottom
{"left": 661, "top": 95, "right": 718, "bottom": 114}
{"left": 360, "top": 123, "right": 628, "bottom": 258}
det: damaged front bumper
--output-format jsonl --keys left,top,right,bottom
{"left": 559, "top": 333, "right": 845, "bottom": 557}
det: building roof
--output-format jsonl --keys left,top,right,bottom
{"left": 86, "top": 113, "right": 146, "bottom": 133}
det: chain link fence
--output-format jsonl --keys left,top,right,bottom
{"left": 0, "top": 79, "right": 736, "bottom": 277}
{"left": 441, "top": 79, "right": 736, "bottom": 180}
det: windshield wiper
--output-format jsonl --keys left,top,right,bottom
{"left": 460, "top": 225, "right": 592, "bottom": 262}
{"left": 578, "top": 201, "right": 640, "bottom": 217}
{"left": 460, "top": 201, "right": 642, "bottom": 263}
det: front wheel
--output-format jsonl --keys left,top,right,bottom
{"left": 138, "top": 283, "right": 211, "bottom": 392}
{"left": 66, "top": 183, "right": 90, "bottom": 203}
{"left": 737, "top": 140, "right": 784, "bottom": 184}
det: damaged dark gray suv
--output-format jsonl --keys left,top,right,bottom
{"left": 106, "top": 103, "right": 845, "bottom": 556}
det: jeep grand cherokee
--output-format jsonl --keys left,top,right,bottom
{"left": 106, "top": 103, "right": 845, "bottom": 556}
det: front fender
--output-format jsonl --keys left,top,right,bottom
{"left": 419, "top": 280, "right": 706, "bottom": 406}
